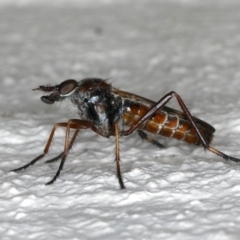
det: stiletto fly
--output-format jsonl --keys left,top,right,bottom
{"left": 10, "top": 78, "right": 240, "bottom": 189}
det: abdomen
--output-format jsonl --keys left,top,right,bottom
{"left": 122, "top": 101, "right": 215, "bottom": 145}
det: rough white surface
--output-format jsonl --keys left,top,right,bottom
{"left": 1, "top": 0, "right": 240, "bottom": 239}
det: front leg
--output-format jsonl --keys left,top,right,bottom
{"left": 10, "top": 119, "right": 93, "bottom": 185}
{"left": 45, "top": 129, "right": 79, "bottom": 164}
{"left": 45, "top": 119, "right": 93, "bottom": 185}
{"left": 10, "top": 122, "right": 72, "bottom": 172}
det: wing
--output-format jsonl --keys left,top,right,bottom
{"left": 112, "top": 87, "right": 215, "bottom": 134}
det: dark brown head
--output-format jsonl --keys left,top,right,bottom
{"left": 33, "top": 79, "right": 78, "bottom": 104}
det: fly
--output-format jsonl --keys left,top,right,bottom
{"left": 10, "top": 78, "right": 240, "bottom": 189}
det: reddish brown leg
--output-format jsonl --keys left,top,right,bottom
{"left": 44, "top": 120, "right": 93, "bottom": 185}
{"left": 123, "top": 91, "right": 240, "bottom": 162}
{"left": 45, "top": 129, "right": 79, "bottom": 164}
{"left": 10, "top": 120, "right": 93, "bottom": 184}
{"left": 115, "top": 122, "right": 125, "bottom": 189}
{"left": 10, "top": 122, "right": 71, "bottom": 172}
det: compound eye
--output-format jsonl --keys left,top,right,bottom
{"left": 59, "top": 79, "right": 77, "bottom": 96}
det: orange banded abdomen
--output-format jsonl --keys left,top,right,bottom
{"left": 122, "top": 103, "right": 213, "bottom": 145}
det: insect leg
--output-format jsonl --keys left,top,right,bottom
{"left": 45, "top": 129, "right": 79, "bottom": 164}
{"left": 45, "top": 120, "right": 93, "bottom": 185}
{"left": 123, "top": 91, "right": 240, "bottom": 162}
{"left": 114, "top": 122, "right": 125, "bottom": 189}
{"left": 10, "top": 122, "right": 71, "bottom": 172}
{"left": 137, "top": 130, "right": 165, "bottom": 149}
{"left": 45, "top": 152, "right": 64, "bottom": 164}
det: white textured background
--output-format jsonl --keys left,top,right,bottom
{"left": 1, "top": 0, "right": 240, "bottom": 239}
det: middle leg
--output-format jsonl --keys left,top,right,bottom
{"left": 137, "top": 130, "right": 165, "bottom": 149}
{"left": 114, "top": 122, "right": 125, "bottom": 189}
